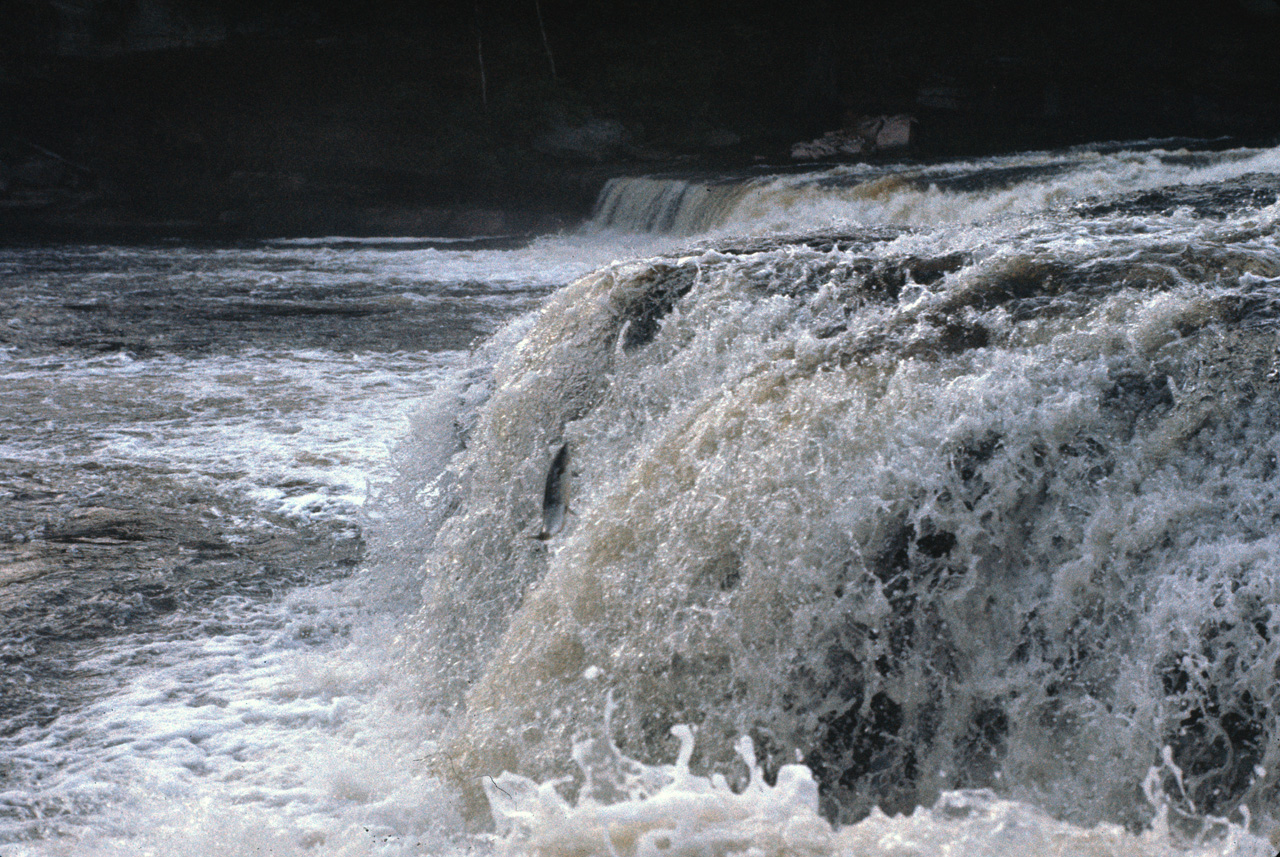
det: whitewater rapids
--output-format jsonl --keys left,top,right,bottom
{"left": 3, "top": 141, "right": 1280, "bottom": 856}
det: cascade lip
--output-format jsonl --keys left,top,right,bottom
{"left": 588, "top": 142, "right": 1280, "bottom": 240}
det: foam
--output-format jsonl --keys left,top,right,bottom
{"left": 419, "top": 186, "right": 1280, "bottom": 831}
{"left": 486, "top": 726, "right": 1275, "bottom": 857}
{"left": 0, "top": 348, "right": 457, "bottom": 522}
{"left": 0, "top": 588, "right": 467, "bottom": 857}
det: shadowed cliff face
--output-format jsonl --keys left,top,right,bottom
{"left": 2, "top": 0, "right": 1279, "bottom": 240}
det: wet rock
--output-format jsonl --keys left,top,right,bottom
{"left": 45, "top": 507, "right": 156, "bottom": 544}
{"left": 791, "top": 130, "right": 864, "bottom": 160}
{"left": 863, "top": 114, "right": 914, "bottom": 150}
{"left": 450, "top": 209, "right": 510, "bottom": 236}
{"left": 11, "top": 155, "right": 69, "bottom": 189}
{"left": 791, "top": 115, "right": 915, "bottom": 160}
{"left": 0, "top": 457, "right": 363, "bottom": 733}
{"left": 618, "top": 262, "right": 698, "bottom": 351}
{"left": 1073, "top": 173, "right": 1280, "bottom": 219}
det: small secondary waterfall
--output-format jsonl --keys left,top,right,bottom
{"left": 590, "top": 176, "right": 756, "bottom": 234}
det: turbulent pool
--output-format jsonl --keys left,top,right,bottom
{"left": 3, "top": 141, "right": 1280, "bottom": 856}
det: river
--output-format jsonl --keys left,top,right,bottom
{"left": 2, "top": 141, "right": 1279, "bottom": 856}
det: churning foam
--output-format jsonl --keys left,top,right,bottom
{"left": 0, "top": 581, "right": 472, "bottom": 857}
{"left": 0, "top": 347, "right": 456, "bottom": 522}
{"left": 485, "top": 723, "right": 1275, "bottom": 857}
{"left": 407, "top": 175, "right": 1280, "bottom": 849}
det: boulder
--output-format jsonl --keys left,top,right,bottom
{"left": 874, "top": 114, "right": 914, "bottom": 149}
{"left": 791, "top": 130, "right": 865, "bottom": 160}
{"left": 853, "top": 114, "right": 914, "bottom": 150}
{"left": 790, "top": 115, "right": 914, "bottom": 160}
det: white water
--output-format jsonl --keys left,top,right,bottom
{"left": 486, "top": 727, "right": 1274, "bottom": 857}
{"left": 590, "top": 144, "right": 1280, "bottom": 236}
{"left": 0, "top": 348, "right": 457, "bottom": 522}
{"left": 4, "top": 143, "right": 1280, "bottom": 857}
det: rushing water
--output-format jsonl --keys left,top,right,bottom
{"left": 3, "top": 142, "right": 1280, "bottom": 856}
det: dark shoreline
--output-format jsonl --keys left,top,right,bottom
{"left": 5, "top": 1, "right": 1280, "bottom": 245}
{"left": 9, "top": 136, "right": 1280, "bottom": 246}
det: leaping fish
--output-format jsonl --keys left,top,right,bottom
{"left": 536, "top": 442, "right": 570, "bottom": 541}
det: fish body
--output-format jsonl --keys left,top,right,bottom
{"left": 537, "top": 442, "right": 570, "bottom": 540}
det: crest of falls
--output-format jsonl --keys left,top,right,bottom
{"left": 587, "top": 144, "right": 1280, "bottom": 235}
{"left": 391, "top": 144, "right": 1280, "bottom": 843}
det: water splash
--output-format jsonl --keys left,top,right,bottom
{"left": 485, "top": 723, "right": 1275, "bottom": 857}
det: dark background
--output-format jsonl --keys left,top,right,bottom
{"left": 3, "top": 0, "right": 1279, "bottom": 239}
